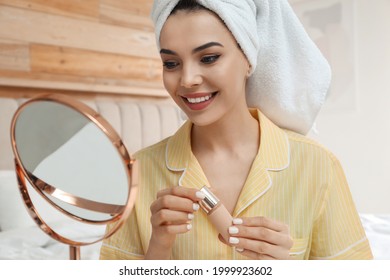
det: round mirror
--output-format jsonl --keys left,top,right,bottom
{"left": 10, "top": 94, "right": 137, "bottom": 259}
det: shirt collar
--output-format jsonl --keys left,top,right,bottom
{"left": 165, "top": 120, "right": 192, "bottom": 172}
{"left": 166, "top": 109, "right": 290, "bottom": 216}
{"left": 166, "top": 108, "right": 290, "bottom": 172}
{"left": 254, "top": 109, "right": 290, "bottom": 171}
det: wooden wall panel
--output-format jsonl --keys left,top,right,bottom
{"left": 100, "top": 0, "right": 153, "bottom": 17}
{"left": 0, "top": 69, "right": 166, "bottom": 96}
{"left": 0, "top": 39, "right": 30, "bottom": 71}
{"left": 0, "top": 0, "right": 100, "bottom": 20}
{"left": 0, "top": 0, "right": 166, "bottom": 97}
{"left": 30, "top": 44, "right": 162, "bottom": 82}
{"left": 99, "top": 3, "right": 154, "bottom": 31}
{"left": 0, "top": 6, "right": 158, "bottom": 58}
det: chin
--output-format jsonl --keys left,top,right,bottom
{"left": 185, "top": 112, "right": 221, "bottom": 127}
{"left": 177, "top": 99, "right": 224, "bottom": 127}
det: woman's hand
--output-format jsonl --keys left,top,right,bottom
{"left": 221, "top": 216, "right": 293, "bottom": 260}
{"left": 145, "top": 186, "right": 205, "bottom": 259}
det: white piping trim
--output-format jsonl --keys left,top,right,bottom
{"left": 289, "top": 249, "right": 306, "bottom": 256}
{"left": 310, "top": 237, "right": 368, "bottom": 260}
{"left": 268, "top": 132, "right": 291, "bottom": 171}
{"left": 165, "top": 142, "right": 185, "bottom": 172}
{"left": 178, "top": 167, "right": 187, "bottom": 187}
{"left": 165, "top": 142, "right": 187, "bottom": 187}
{"left": 236, "top": 173, "right": 273, "bottom": 217}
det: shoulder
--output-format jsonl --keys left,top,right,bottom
{"left": 282, "top": 130, "right": 348, "bottom": 190}
{"left": 283, "top": 129, "right": 340, "bottom": 166}
{"left": 134, "top": 137, "right": 170, "bottom": 161}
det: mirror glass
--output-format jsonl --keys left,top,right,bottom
{"left": 11, "top": 95, "right": 135, "bottom": 249}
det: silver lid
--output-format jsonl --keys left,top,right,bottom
{"left": 199, "top": 186, "right": 219, "bottom": 214}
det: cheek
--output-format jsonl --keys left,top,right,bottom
{"left": 163, "top": 72, "right": 178, "bottom": 97}
{"left": 211, "top": 59, "right": 247, "bottom": 89}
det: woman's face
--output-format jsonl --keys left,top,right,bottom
{"left": 159, "top": 9, "right": 250, "bottom": 126}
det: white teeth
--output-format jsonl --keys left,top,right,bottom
{"left": 186, "top": 94, "right": 213, "bottom": 104}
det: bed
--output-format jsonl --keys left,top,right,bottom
{"left": 0, "top": 96, "right": 389, "bottom": 260}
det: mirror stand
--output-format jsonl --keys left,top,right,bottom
{"left": 70, "top": 246, "right": 81, "bottom": 260}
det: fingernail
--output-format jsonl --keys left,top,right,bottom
{"left": 196, "top": 191, "right": 206, "bottom": 199}
{"left": 187, "top": 224, "right": 192, "bottom": 230}
{"left": 233, "top": 218, "right": 243, "bottom": 225}
{"left": 188, "top": 213, "right": 194, "bottom": 220}
{"left": 236, "top": 248, "right": 244, "bottom": 252}
{"left": 193, "top": 203, "right": 200, "bottom": 211}
{"left": 229, "top": 237, "right": 239, "bottom": 244}
{"left": 229, "top": 226, "right": 239, "bottom": 234}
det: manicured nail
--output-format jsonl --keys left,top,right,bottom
{"left": 236, "top": 248, "right": 244, "bottom": 252}
{"left": 193, "top": 203, "right": 200, "bottom": 211}
{"left": 229, "top": 226, "right": 239, "bottom": 234}
{"left": 233, "top": 218, "right": 243, "bottom": 225}
{"left": 229, "top": 237, "right": 239, "bottom": 244}
{"left": 187, "top": 224, "right": 192, "bottom": 230}
{"left": 196, "top": 191, "right": 206, "bottom": 199}
{"left": 188, "top": 213, "right": 194, "bottom": 220}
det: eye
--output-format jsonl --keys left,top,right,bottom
{"left": 201, "top": 55, "right": 221, "bottom": 64}
{"left": 163, "top": 61, "right": 180, "bottom": 70}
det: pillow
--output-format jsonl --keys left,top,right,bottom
{"left": 0, "top": 170, "right": 35, "bottom": 231}
{"left": 0, "top": 170, "right": 68, "bottom": 231}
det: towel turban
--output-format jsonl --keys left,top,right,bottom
{"left": 151, "top": 0, "right": 332, "bottom": 135}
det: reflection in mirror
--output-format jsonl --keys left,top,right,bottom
{"left": 14, "top": 101, "right": 128, "bottom": 221}
{"left": 26, "top": 179, "right": 108, "bottom": 244}
{"left": 11, "top": 95, "right": 136, "bottom": 259}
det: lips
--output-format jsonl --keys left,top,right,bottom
{"left": 181, "top": 92, "right": 218, "bottom": 111}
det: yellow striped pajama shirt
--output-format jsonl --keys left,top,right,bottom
{"left": 100, "top": 109, "right": 372, "bottom": 260}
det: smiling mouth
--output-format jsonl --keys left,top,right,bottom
{"left": 182, "top": 92, "right": 218, "bottom": 104}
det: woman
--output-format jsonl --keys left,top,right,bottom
{"left": 100, "top": 0, "right": 372, "bottom": 260}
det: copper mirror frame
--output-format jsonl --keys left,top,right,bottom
{"left": 10, "top": 94, "right": 138, "bottom": 260}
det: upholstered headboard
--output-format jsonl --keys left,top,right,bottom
{"left": 0, "top": 96, "right": 183, "bottom": 170}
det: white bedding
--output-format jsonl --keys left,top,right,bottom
{"left": 0, "top": 170, "right": 105, "bottom": 260}
{"left": 360, "top": 214, "right": 390, "bottom": 260}
{"left": 0, "top": 220, "right": 104, "bottom": 260}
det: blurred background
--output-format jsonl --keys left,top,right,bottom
{"left": 0, "top": 0, "right": 389, "bottom": 214}
{"left": 290, "top": 0, "right": 390, "bottom": 214}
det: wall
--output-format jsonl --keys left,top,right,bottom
{"left": 0, "top": 0, "right": 166, "bottom": 97}
{"left": 290, "top": 0, "right": 390, "bottom": 214}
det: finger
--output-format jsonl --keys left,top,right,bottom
{"left": 217, "top": 234, "right": 230, "bottom": 245}
{"left": 230, "top": 237, "right": 290, "bottom": 259}
{"left": 234, "top": 216, "right": 289, "bottom": 233}
{"left": 157, "top": 186, "right": 205, "bottom": 201}
{"left": 229, "top": 225, "right": 293, "bottom": 248}
{"left": 159, "top": 223, "right": 193, "bottom": 235}
{"left": 151, "top": 209, "right": 194, "bottom": 226}
{"left": 150, "top": 194, "right": 200, "bottom": 214}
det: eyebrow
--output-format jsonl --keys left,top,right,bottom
{"left": 160, "top": 42, "right": 224, "bottom": 55}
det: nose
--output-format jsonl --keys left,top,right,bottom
{"left": 180, "top": 63, "right": 202, "bottom": 88}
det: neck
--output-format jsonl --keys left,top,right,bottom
{"left": 191, "top": 106, "right": 259, "bottom": 154}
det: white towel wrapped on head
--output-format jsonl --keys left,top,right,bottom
{"left": 151, "top": 0, "right": 331, "bottom": 135}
